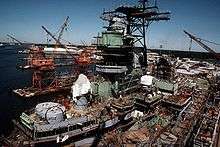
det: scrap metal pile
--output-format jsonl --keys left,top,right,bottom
{"left": 194, "top": 105, "right": 220, "bottom": 146}
{"left": 98, "top": 55, "right": 220, "bottom": 147}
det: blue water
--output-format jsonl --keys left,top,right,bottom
{"left": 0, "top": 45, "right": 33, "bottom": 135}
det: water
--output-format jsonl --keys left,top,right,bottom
{"left": 0, "top": 45, "right": 33, "bottom": 136}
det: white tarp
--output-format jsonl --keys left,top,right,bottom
{"left": 44, "top": 47, "right": 82, "bottom": 54}
{"left": 72, "top": 74, "right": 91, "bottom": 101}
{"left": 140, "top": 75, "right": 154, "bottom": 86}
{"left": 178, "top": 64, "right": 190, "bottom": 71}
{"left": 176, "top": 69, "right": 200, "bottom": 75}
{"left": 131, "top": 110, "right": 144, "bottom": 118}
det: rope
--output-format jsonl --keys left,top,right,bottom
{"left": 200, "top": 38, "right": 220, "bottom": 46}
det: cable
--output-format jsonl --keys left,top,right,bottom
{"left": 200, "top": 38, "right": 220, "bottom": 46}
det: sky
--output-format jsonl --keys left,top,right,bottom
{"left": 0, "top": 0, "right": 220, "bottom": 52}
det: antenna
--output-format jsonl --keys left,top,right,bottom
{"left": 154, "top": 0, "right": 157, "bottom": 7}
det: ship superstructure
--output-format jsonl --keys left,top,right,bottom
{"left": 1, "top": 0, "right": 220, "bottom": 147}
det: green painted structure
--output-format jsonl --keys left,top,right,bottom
{"left": 155, "top": 80, "right": 178, "bottom": 94}
{"left": 91, "top": 81, "right": 113, "bottom": 98}
{"left": 101, "top": 31, "right": 123, "bottom": 47}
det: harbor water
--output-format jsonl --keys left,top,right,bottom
{"left": 0, "top": 45, "right": 33, "bottom": 136}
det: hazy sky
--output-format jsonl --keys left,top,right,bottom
{"left": 0, "top": 0, "right": 220, "bottom": 52}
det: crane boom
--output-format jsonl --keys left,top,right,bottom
{"left": 57, "top": 16, "right": 69, "bottom": 44}
{"left": 7, "top": 34, "right": 23, "bottom": 45}
{"left": 42, "top": 26, "right": 62, "bottom": 45}
{"left": 184, "top": 30, "right": 216, "bottom": 54}
{"left": 184, "top": 30, "right": 220, "bottom": 60}
{"left": 41, "top": 18, "right": 79, "bottom": 63}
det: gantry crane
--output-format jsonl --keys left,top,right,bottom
{"left": 184, "top": 30, "right": 220, "bottom": 60}
{"left": 42, "top": 17, "right": 94, "bottom": 65}
{"left": 8, "top": 32, "right": 55, "bottom": 70}
{"left": 42, "top": 24, "right": 79, "bottom": 62}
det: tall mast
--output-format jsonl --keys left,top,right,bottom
{"left": 101, "top": 0, "right": 170, "bottom": 68}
